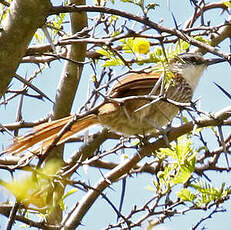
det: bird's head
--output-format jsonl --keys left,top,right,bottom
{"left": 169, "top": 53, "right": 225, "bottom": 90}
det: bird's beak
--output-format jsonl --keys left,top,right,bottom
{"left": 206, "top": 58, "right": 226, "bottom": 66}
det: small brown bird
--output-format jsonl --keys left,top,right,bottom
{"left": 5, "top": 53, "right": 225, "bottom": 156}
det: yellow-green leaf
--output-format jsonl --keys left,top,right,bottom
{"left": 223, "top": 1, "right": 231, "bottom": 8}
{"left": 177, "top": 188, "right": 196, "bottom": 202}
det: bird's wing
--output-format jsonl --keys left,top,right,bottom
{"left": 111, "top": 72, "right": 161, "bottom": 97}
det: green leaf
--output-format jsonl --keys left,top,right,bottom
{"left": 147, "top": 3, "right": 159, "bottom": 11}
{"left": 103, "top": 58, "right": 124, "bottom": 67}
{"left": 62, "top": 188, "right": 78, "bottom": 200}
{"left": 181, "top": 40, "right": 190, "bottom": 50}
{"left": 177, "top": 188, "right": 196, "bottom": 202}
{"left": 157, "top": 135, "right": 196, "bottom": 186}
{"left": 154, "top": 47, "right": 163, "bottom": 57}
{"left": 176, "top": 39, "right": 190, "bottom": 52}
{"left": 34, "top": 30, "right": 45, "bottom": 43}
{"left": 155, "top": 165, "right": 173, "bottom": 194}
{"left": 111, "top": 30, "right": 121, "bottom": 37}
{"left": 194, "top": 36, "right": 211, "bottom": 45}
{"left": 223, "top": 1, "right": 231, "bottom": 8}
{"left": 0, "top": 159, "right": 63, "bottom": 208}
{"left": 121, "top": 38, "right": 135, "bottom": 53}
{"left": 52, "top": 13, "right": 66, "bottom": 38}
{"left": 190, "top": 181, "right": 231, "bottom": 207}
{"left": 96, "top": 49, "right": 112, "bottom": 58}
{"left": 120, "top": 0, "right": 139, "bottom": 4}
{"left": 59, "top": 188, "right": 78, "bottom": 210}
{"left": 109, "top": 15, "right": 119, "bottom": 23}
{"left": 170, "top": 165, "right": 192, "bottom": 184}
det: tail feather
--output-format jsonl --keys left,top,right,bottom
{"left": 5, "top": 114, "right": 99, "bottom": 155}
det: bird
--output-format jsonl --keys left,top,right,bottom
{"left": 4, "top": 53, "right": 225, "bottom": 156}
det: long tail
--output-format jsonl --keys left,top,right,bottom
{"left": 5, "top": 114, "right": 99, "bottom": 155}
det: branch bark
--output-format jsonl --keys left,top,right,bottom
{"left": 52, "top": 0, "right": 87, "bottom": 119}
{"left": 0, "top": 0, "right": 52, "bottom": 97}
{"left": 62, "top": 106, "right": 231, "bottom": 229}
{"left": 50, "top": 5, "right": 231, "bottom": 59}
{"left": 45, "top": 0, "right": 87, "bottom": 225}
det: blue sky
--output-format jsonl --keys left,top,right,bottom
{"left": 0, "top": 0, "right": 231, "bottom": 229}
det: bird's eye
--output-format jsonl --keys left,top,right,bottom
{"left": 184, "top": 56, "right": 202, "bottom": 65}
{"left": 190, "top": 57, "right": 197, "bottom": 62}
{"left": 177, "top": 53, "right": 204, "bottom": 65}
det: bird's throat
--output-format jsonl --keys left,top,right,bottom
{"left": 180, "top": 64, "right": 207, "bottom": 91}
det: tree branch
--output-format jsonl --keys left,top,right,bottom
{"left": 0, "top": 0, "right": 52, "bottom": 97}
{"left": 45, "top": 0, "right": 88, "bottom": 225}
{"left": 50, "top": 5, "right": 231, "bottom": 59}
{"left": 62, "top": 106, "right": 231, "bottom": 229}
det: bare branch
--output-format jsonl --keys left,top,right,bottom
{"left": 62, "top": 106, "right": 231, "bottom": 229}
